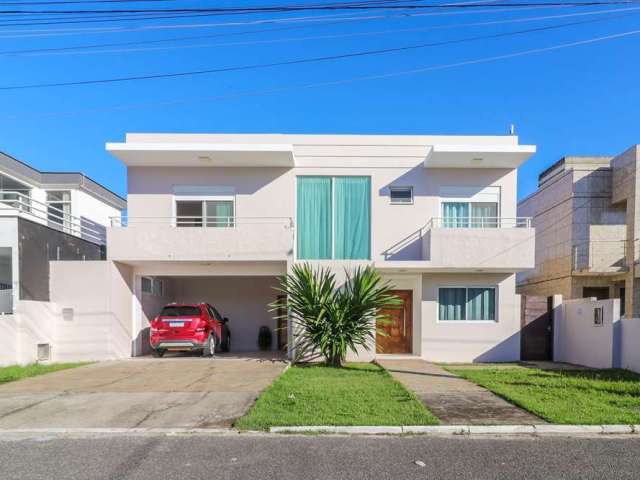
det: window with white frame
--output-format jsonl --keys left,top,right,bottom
{"left": 438, "top": 287, "right": 496, "bottom": 321}
{"left": 141, "top": 276, "right": 164, "bottom": 296}
{"left": 46, "top": 190, "right": 72, "bottom": 231}
{"left": 173, "top": 186, "right": 235, "bottom": 228}
{"left": 141, "top": 276, "right": 153, "bottom": 294}
{"left": 439, "top": 186, "right": 500, "bottom": 228}
{"left": 389, "top": 186, "right": 413, "bottom": 205}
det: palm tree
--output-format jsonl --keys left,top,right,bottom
{"left": 271, "top": 263, "right": 400, "bottom": 368}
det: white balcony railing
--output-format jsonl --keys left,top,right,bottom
{"left": 0, "top": 191, "right": 106, "bottom": 245}
{"left": 110, "top": 215, "right": 294, "bottom": 228}
{"left": 426, "top": 217, "right": 532, "bottom": 229}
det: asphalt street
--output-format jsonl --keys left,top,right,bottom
{"left": 1, "top": 433, "right": 639, "bottom": 479}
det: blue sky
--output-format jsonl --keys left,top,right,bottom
{"left": 0, "top": 1, "right": 638, "bottom": 200}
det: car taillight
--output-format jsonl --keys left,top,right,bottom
{"left": 195, "top": 319, "right": 207, "bottom": 332}
{"left": 150, "top": 318, "right": 160, "bottom": 333}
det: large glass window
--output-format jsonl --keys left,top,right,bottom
{"left": 442, "top": 201, "right": 498, "bottom": 228}
{"left": 438, "top": 287, "right": 496, "bottom": 321}
{"left": 175, "top": 199, "right": 234, "bottom": 227}
{"left": 47, "top": 190, "right": 71, "bottom": 232}
{"left": 297, "top": 176, "right": 371, "bottom": 260}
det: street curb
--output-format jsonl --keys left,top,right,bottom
{"left": 0, "top": 428, "right": 235, "bottom": 437}
{"left": 269, "top": 425, "right": 640, "bottom": 436}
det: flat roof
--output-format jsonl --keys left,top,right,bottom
{"left": 107, "top": 133, "right": 535, "bottom": 169}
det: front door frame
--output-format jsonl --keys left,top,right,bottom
{"left": 376, "top": 289, "right": 414, "bottom": 354}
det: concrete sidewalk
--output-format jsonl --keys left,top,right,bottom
{"left": 377, "top": 359, "right": 542, "bottom": 425}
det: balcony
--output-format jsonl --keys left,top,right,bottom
{"left": 421, "top": 217, "right": 534, "bottom": 271}
{"left": 0, "top": 191, "right": 106, "bottom": 245}
{"left": 107, "top": 216, "right": 294, "bottom": 262}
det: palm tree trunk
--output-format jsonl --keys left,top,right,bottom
{"left": 328, "top": 355, "right": 343, "bottom": 368}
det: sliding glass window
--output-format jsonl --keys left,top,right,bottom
{"left": 175, "top": 199, "right": 234, "bottom": 227}
{"left": 438, "top": 287, "right": 496, "bottom": 321}
{"left": 297, "top": 176, "right": 371, "bottom": 260}
{"left": 442, "top": 201, "right": 498, "bottom": 228}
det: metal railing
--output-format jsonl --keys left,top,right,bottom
{"left": 111, "top": 215, "right": 294, "bottom": 229}
{"left": 426, "top": 216, "right": 532, "bottom": 229}
{"left": 572, "top": 240, "right": 628, "bottom": 272}
{"left": 0, "top": 190, "right": 106, "bottom": 245}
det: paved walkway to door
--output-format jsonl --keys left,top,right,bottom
{"left": 0, "top": 354, "right": 287, "bottom": 429}
{"left": 377, "top": 359, "right": 543, "bottom": 425}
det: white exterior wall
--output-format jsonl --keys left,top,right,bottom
{"left": 73, "top": 189, "right": 122, "bottom": 226}
{"left": 421, "top": 273, "right": 521, "bottom": 363}
{"left": 554, "top": 298, "right": 619, "bottom": 369}
{"left": 620, "top": 318, "right": 640, "bottom": 372}
{"left": 48, "top": 260, "right": 134, "bottom": 361}
{"left": 126, "top": 166, "right": 517, "bottom": 263}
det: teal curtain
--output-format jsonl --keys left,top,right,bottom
{"left": 334, "top": 176, "right": 371, "bottom": 260}
{"left": 471, "top": 202, "right": 498, "bottom": 228}
{"left": 442, "top": 202, "right": 469, "bottom": 228}
{"left": 206, "top": 200, "right": 234, "bottom": 227}
{"left": 438, "top": 288, "right": 466, "bottom": 320}
{"left": 467, "top": 288, "right": 496, "bottom": 320}
{"left": 297, "top": 177, "right": 332, "bottom": 259}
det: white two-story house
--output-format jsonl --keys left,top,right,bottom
{"left": 36, "top": 133, "right": 535, "bottom": 364}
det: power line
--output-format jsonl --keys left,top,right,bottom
{"left": 2, "top": 1, "right": 640, "bottom": 15}
{"left": 3, "top": 26, "right": 638, "bottom": 119}
{"left": 4, "top": 5, "right": 638, "bottom": 57}
{"left": 1, "top": 15, "right": 635, "bottom": 90}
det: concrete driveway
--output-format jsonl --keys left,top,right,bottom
{"left": 0, "top": 353, "right": 287, "bottom": 429}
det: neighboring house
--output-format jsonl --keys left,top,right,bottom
{"left": 518, "top": 145, "right": 640, "bottom": 317}
{"left": 6, "top": 133, "right": 536, "bottom": 364}
{"left": 0, "top": 150, "right": 126, "bottom": 365}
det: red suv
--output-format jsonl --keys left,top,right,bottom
{"left": 150, "top": 303, "right": 231, "bottom": 358}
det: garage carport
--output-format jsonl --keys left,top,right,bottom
{"left": 132, "top": 261, "right": 288, "bottom": 357}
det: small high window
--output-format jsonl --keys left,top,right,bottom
{"left": 390, "top": 186, "right": 413, "bottom": 205}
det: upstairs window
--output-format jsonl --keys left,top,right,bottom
{"left": 173, "top": 187, "right": 235, "bottom": 228}
{"left": 390, "top": 186, "right": 413, "bottom": 205}
{"left": 297, "top": 176, "right": 371, "bottom": 260}
{"left": 440, "top": 186, "right": 500, "bottom": 228}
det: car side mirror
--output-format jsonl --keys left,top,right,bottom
{"left": 223, "top": 317, "right": 229, "bottom": 323}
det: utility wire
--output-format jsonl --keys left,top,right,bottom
{"left": 0, "top": 15, "right": 636, "bottom": 90}
{"left": 2, "top": 1, "right": 640, "bottom": 15}
{"left": 0, "top": 4, "right": 583, "bottom": 36}
{"left": 3, "top": 26, "right": 638, "bottom": 119}
{"left": 3, "top": 5, "right": 637, "bottom": 56}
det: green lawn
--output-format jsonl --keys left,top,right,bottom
{"left": 0, "top": 362, "right": 90, "bottom": 385}
{"left": 236, "top": 363, "right": 438, "bottom": 430}
{"left": 446, "top": 366, "right": 640, "bottom": 424}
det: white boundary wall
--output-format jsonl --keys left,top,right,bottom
{"left": 620, "top": 318, "right": 640, "bottom": 372}
{"left": 554, "top": 296, "right": 640, "bottom": 372}
{"left": 553, "top": 297, "right": 620, "bottom": 369}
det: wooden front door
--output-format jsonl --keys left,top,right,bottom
{"left": 376, "top": 290, "right": 412, "bottom": 354}
{"left": 520, "top": 295, "right": 553, "bottom": 361}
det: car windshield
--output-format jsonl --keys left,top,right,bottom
{"left": 159, "top": 306, "right": 200, "bottom": 317}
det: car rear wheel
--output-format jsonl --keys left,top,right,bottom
{"left": 151, "top": 348, "right": 165, "bottom": 358}
{"left": 203, "top": 334, "right": 216, "bottom": 357}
